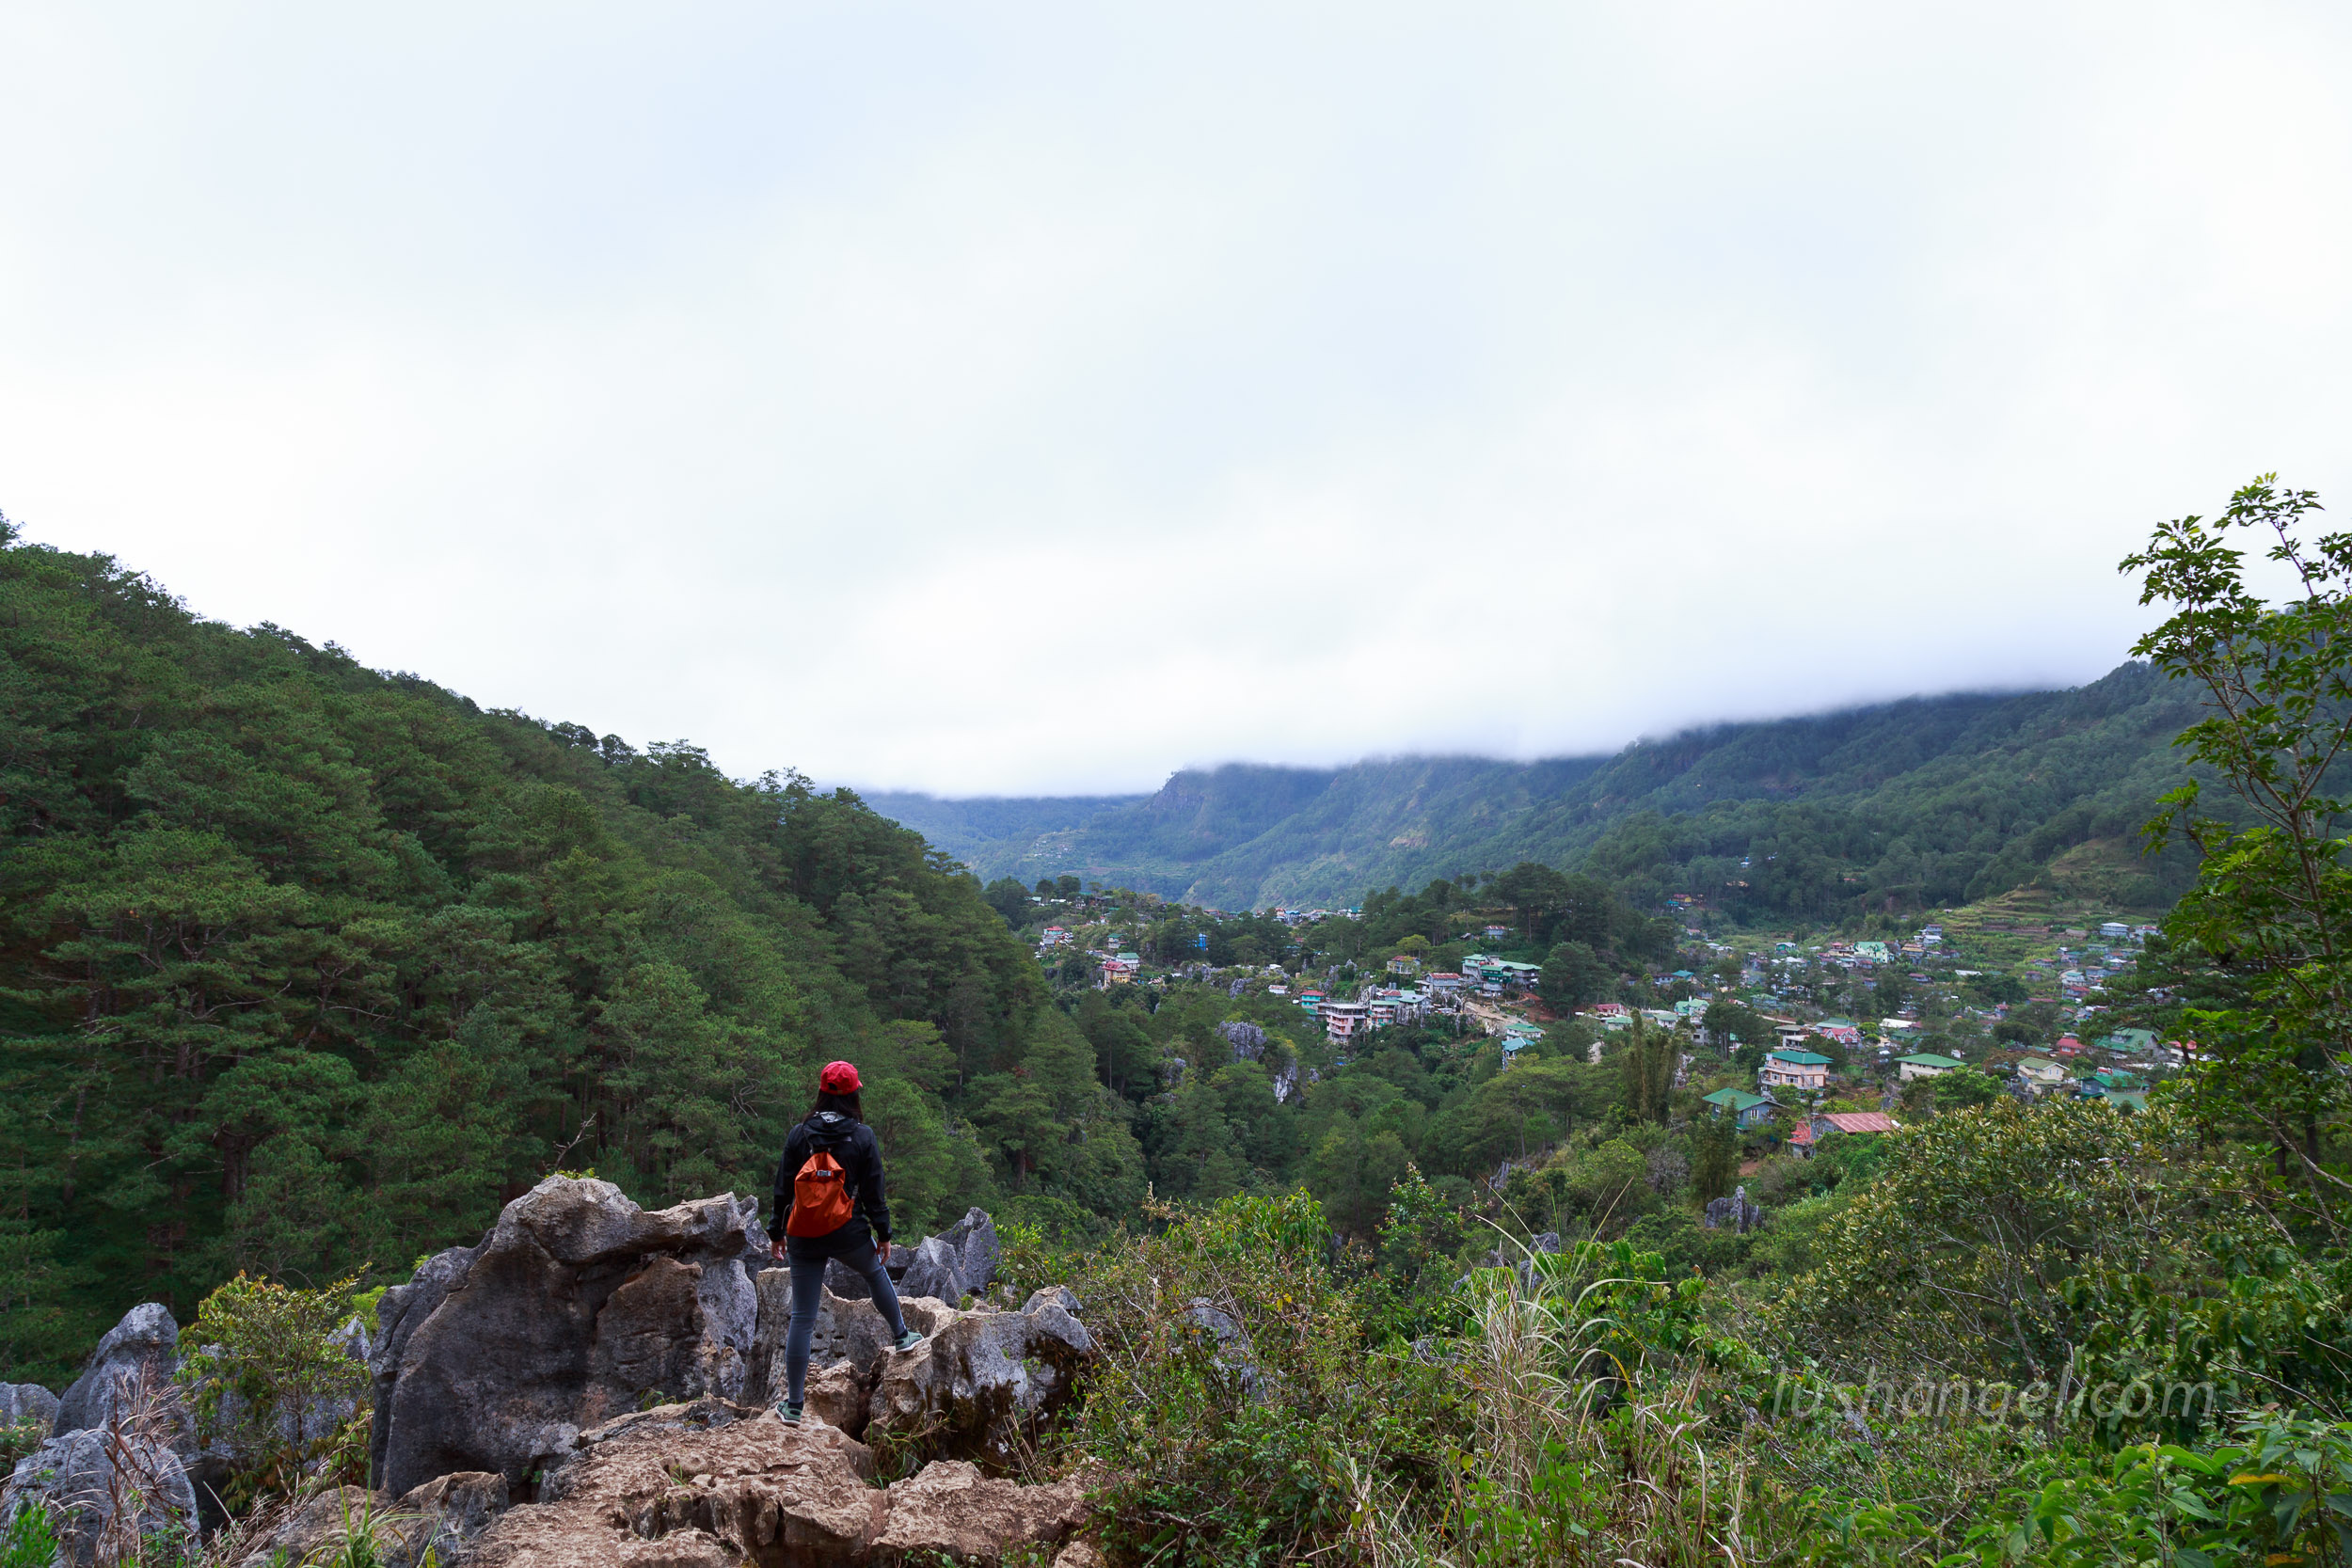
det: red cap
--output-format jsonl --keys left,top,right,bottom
{"left": 819, "top": 1060, "right": 862, "bottom": 1094}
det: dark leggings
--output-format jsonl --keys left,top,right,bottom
{"left": 784, "top": 1240, "right": 907, "bottom": 1407}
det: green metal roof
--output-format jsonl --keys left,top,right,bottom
{"left": 1703, "top": 1087, "right": 1770, "bottom": 1111}
{"left": 1896, "top": 1053, "right": 1965, "bottom": 1069}
{"left": 1766, "top": 1049, "right": 1832, "bottom": 1065}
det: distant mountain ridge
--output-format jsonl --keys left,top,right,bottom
{"left": 866, "top": 661, "right": 2208, "bottom": 917}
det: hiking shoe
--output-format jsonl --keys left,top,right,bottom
{"left": 778, "top": 1402, "right": 803, "bottom": 1424}
{"left": 894, "top": 1330, "right": 924, "bottom": 1353}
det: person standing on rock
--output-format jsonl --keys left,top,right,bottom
{"left": 771, "top": 1059, "right": 926, "bottom": 1423}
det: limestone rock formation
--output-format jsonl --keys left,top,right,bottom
{"left": 743, "top": 1278, "right": 955, "bottom": 1419}
{"left": 1179, "top": 1298, "right": 1260, "bottom": 1399}
{"left": 865, "top": 1289, "right": 1092, "bottom": 1465}
{"left": 373, "top": 1177, "right": 765, "bottom": 1497}
{"left": 818, "top": 1243, "right": 911, "bottom": 1303}
{"left": 871, "top": 1460, "right": 1088, "bottom": 1562}
{"left": 897, "top": 1208, "right": 999, "bottom": 1305}
{"left": 368, "top": 1243, "right": 483, "bottom": 1485}
{"left": 460, "top": 1399, "right": 1085, "bottom": 1568}
{"left": 746, "top": 1282, "right": 959, "bottom": 1431}
{"left": 1702, "top": 1185, "right": 1766, "bottom": 1234}
{"left": 55, "top": 1303, "right": 186, "bottom": 1444}
{"left": 2, "top": 1425, "right": 200, "bottom": 1568}
{"left": 0, "top": 1383, "right": 58, "bottom": 1434}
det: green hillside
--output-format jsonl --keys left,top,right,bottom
{"left": 882, "top": 661, "right": 2208, "bottom": 916}
{"left": 0, "top": 525, "right": 1139, "bottom": 1376}
{"left": 858, "top": 789, "right": 1144, "bottom": 868}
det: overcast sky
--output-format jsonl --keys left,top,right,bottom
{"left": 4, "top": 4, "right": 2348, "bottom": 795}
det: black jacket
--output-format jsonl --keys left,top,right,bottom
{"left": 771, "top": 1112, "right": 891, "bottom": 1250}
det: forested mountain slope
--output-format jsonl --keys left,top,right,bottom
{"left": 884, "top": 662, "right": 2207, "bottom": 915}
{"left": 0, "top": 526, "right": 1137, "bottom": 1374}
{"left": 858, "top": 790, "right": 1145, "bottom": 868}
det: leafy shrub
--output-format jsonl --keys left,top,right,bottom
{"left": 1955, "top": 1412, "right": 2352, "bottom": 1566}
{"left": 1049, "top": 1190, "right": 1468, "bottom": 1564}
{"left": 0, "top": 1418, "right": 44, "bottom": 1473}
{"left": 2063, "top": 1243, "right": 2352, "bottom": 1445}
{"left": 0, "top": 1503, "right": 56, "bottom": 1568}
{"left": 177, "top": 1272, "right": 370, "bottom": 1510}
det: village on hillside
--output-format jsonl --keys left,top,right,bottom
{"left": 1014, "top": 876, "right": 2178, "bottom": 1159}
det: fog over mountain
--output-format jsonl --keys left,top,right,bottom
{"left": 865, "top": 660, "right": 2203, "bottom": 912}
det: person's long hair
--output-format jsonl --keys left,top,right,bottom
{"left": 804, "top": 1088, "right": 863, "bottom": 1123}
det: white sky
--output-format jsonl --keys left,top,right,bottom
{"left": 5, "top": 3, "right": 2349, "bottom": 795}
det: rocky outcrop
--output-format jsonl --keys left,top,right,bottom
{"left": 1179, "top": 1297, "right": 1260, "bottom": 1399}
{"left": 373, "top": 1178, "right": 765, "bottom": 1497}
{"left": 897, "top": 1209, "right": 999, "bottom": 1305}
{"left": 2, "top": 1425, "right": 200, "bottom": 1568}
{"left": 0, "top": 1383, "right": 58, "bottom": 1434}
{"left": 366, "top": 1184, "right": 1094, "bottom": 1533}
{"left": 871, "top": 1461, "right": 1088, "bottom": 1562}
{"left": 389, "top": 1471, "right": 514, "bottom": 1568}
{"left": 818, "top": 1244, "right": 911, "bottom": 1303}
{"left": 368, "top": 1243, "right": 485, "bottom": 1485}
{"left": 865, "top": 1289, "right": 1091, "bottom": 1465}
{"left": 55, "top": 1304, "right": 186, "bottom": 1444}
{"left": 9, "top": 1299, "right": 222, "bottom": 1550}
{"left": 460, "top": 1399, "right": 1086, "bottom": 1568}
{"left": 746, "top": 1280, "right": 960, "bottom": 1419}
{"left": 1702, "top": 1186, "right": 1765, "bottom": 1234}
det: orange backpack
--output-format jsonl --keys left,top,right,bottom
{"left": 785, "top": 1142, "right": 854, "bottom": 1237}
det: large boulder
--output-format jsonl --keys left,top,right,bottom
{"left": 897, "top": 1209, "right": 999, "bottom": 1305}
{"left": 871, "top": 1460, "right": 1088, "bottom": 1562}
{"left": 458, "top": 1398, "right": 1085, "bottom": 1568}
{"left": 866, "top": 1290, "right": 1092, "bottom": 1467}
{"left": 1, "top": 1425, "right": 199, "bottom": 1568}
{"left": 55, "top": 1304, "right": 185, "bottom": 1443}
{"left": 373, "top": 1177, "right": 764, "bottom": 1497}
{"left": 0, "top": 1383, "right": 58, "bottom": 1435}
{"left": 368, "top": 1243, "right": 484, "bottom": 1485}
{"left": 746, "top": 1280, "right": 959, "bottom": 1423}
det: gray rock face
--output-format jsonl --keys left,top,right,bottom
{"left": 817, "top": 1242, "right": 911, "bottom": 1302}
{"left": 866, "top": 1289, "right": 1093, "bottom": 1465}
{"left": 897, "top": 1208, "right": 999, "bottom": 1305}
{"left": 1703, "top": 1184, "right": 1766, "bottom": 1234}
{"left": 367, "top": 1243, "right": 482, "bottom": 1486}
{"left": 1023, "top": 1286, "right": 1082, "bottom": 1319}
{"left": 0, "top": 1383, "right": 58, "bottom": 1434}
{"left": 746, "top": 1278, "right": 958, "bottom": 1418}
{"left": 1, "top": 1426, "right": 199, "bottom": 1568}
{"left": 373, "top": 1177, "right": 765, "bottom": 1497}
{"left": 457, "top": 1398, "right": 1088, "bottom": 1568}
{"left": 56, "top": 1304, "right": 183, "bottom": 1441}
{"left": 1180, "top": 1298, "right": 1260, "bottom": 1398}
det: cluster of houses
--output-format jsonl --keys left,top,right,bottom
{"left": 1460, "top": 954, "right": 1542, "bottom": 995}
{"left": 1702, "top": 1018, "right": 2169, "bottom": 1138}
{"left": 1304, "top": 986, "right": 1433, "bottom": 1043}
